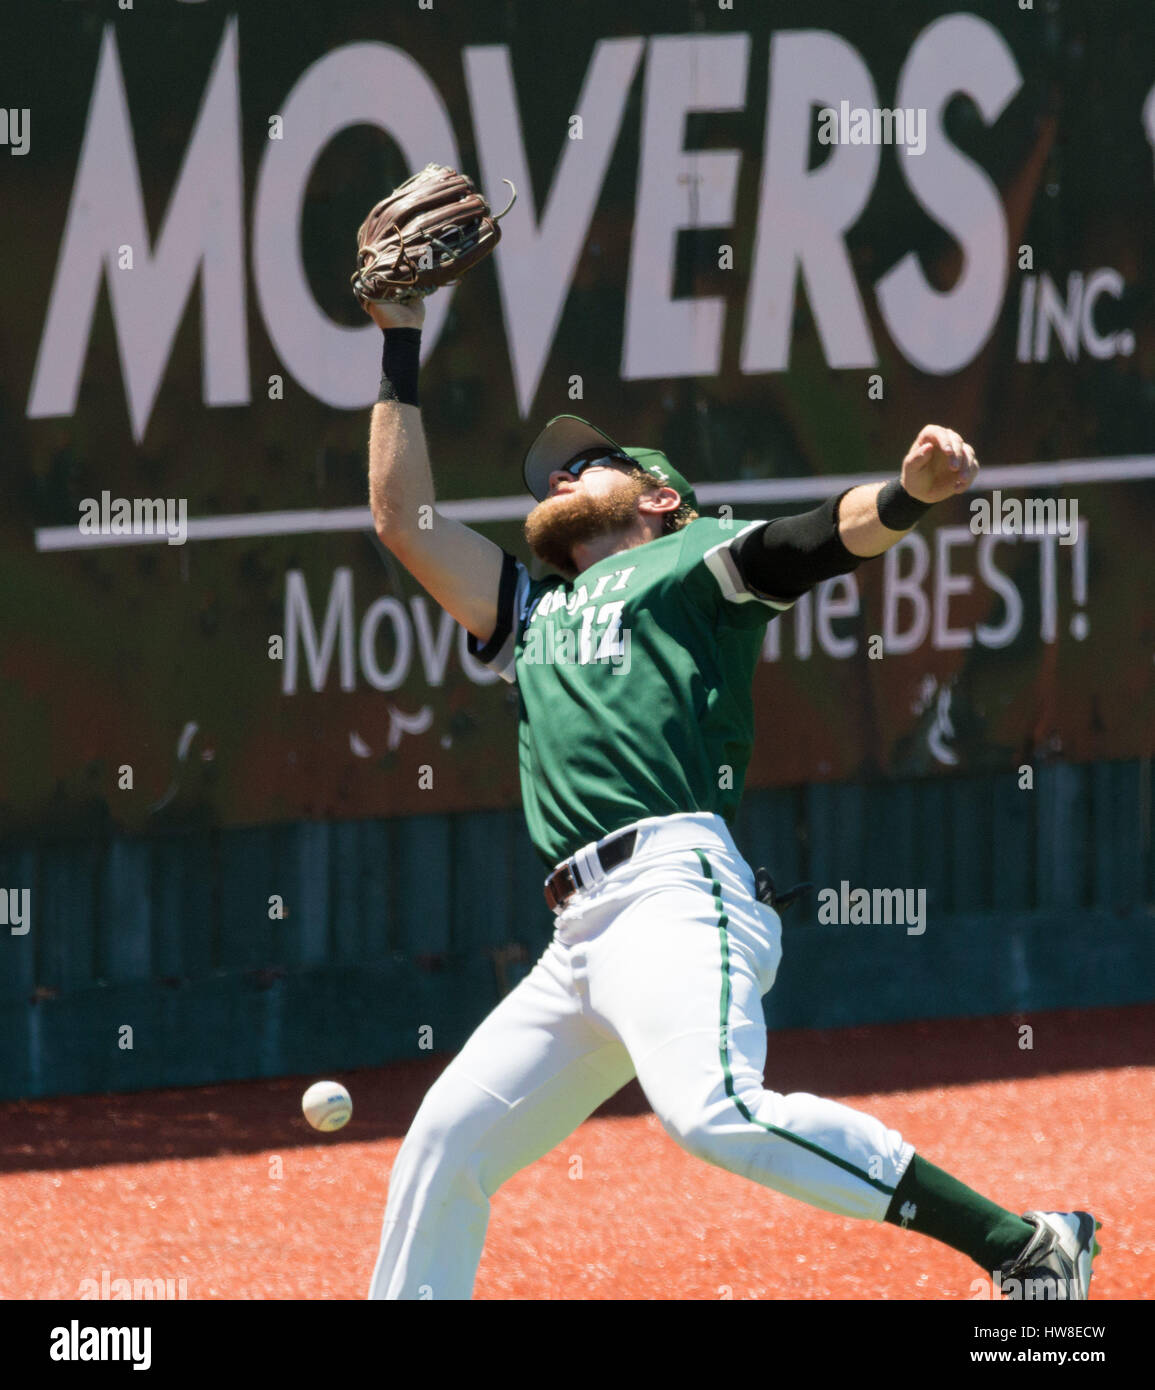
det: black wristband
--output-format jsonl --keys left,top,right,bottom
{"left": 377, "top": 327, "right": 421, "bottom": 407}
{"left": 876, "top": 478, "right": 932, "bottom": 531}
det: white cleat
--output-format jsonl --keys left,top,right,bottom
{"left": 997, "top": 1210, "right": 1102, "bottom": 1300}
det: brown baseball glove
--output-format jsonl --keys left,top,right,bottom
{"left": 351, "top": 163, "right": 516, "bottom": 306}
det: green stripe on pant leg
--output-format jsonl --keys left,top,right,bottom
{"left": 694, "top": 849, "right": 896, "bottom": 1198}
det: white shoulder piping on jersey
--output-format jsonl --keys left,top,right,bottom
{"left": 518, "top": 564, "right": 546, "bottom": 626}
{"left": 483, "top": 563, "right": 534, "bottom": 685}
{"left": 702, "top": 521, "right": 798, "bottom": 610}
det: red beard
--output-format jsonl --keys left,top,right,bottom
{"left": 524, "top": 478, "right": 648, "bottom": 576}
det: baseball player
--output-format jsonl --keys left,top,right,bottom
{"left": 361, "top": 293, "right": 1100, "bottom": 1301}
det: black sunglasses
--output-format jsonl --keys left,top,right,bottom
{"left": 560, "top": 449, "right": 638, "bottom": 480}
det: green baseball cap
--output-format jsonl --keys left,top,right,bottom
{"left": 522, "top": 414, "right": 698, "bottom": 512}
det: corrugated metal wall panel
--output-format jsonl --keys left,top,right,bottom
{"left": 2, "top": 760, "right": 1152, "bottom": 1100}
{"left": 950, "top": 776, "right": 992, "bottom": 914}
{"left": 992, "top": 773, "right": 1034, "bottom": 912}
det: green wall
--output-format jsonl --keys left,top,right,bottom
{"left": 2, "top": 759, "right": 1152, "bottom": 1101}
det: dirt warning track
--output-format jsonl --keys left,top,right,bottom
{"left": 2, "top": 1004, "right": 1150, "bottom": 1300}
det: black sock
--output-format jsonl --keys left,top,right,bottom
{"left": 885, "top": 1154, "right": 1035, "bottom": 1271}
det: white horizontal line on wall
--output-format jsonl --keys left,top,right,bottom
{"left": 32, "top": 454, "right": 1155, "bottom": 552}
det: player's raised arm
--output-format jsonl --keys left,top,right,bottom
{"left": 352, "top": 164, "right": 517, "bottom": 645}
{"left": 728, "top": 424, "right": 980, "bottom": 602}
{"left": 365, "top": 298, "right": 506, "bottom": 645}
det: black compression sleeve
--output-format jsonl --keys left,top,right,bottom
{"left": 730, "top": 490, "right": 862, "bottom": 601}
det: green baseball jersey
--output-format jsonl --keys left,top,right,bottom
{"left": 469, "top": 518, "right": 797, "bottom": 868}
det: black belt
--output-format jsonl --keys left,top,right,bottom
{"left": 544, "top": 827, "right": 638, "bottom": 912}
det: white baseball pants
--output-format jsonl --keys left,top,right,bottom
{"left": 368, "top": 812, "right": 914, "bottom": 1299}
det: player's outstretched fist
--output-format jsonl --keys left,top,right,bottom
{"left": 900, "top": 424, "right": 979, "bottom": 504}
{"left": 364, "top": 298, "right": 426, "bottom": 331}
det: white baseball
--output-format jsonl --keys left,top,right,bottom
{"left": 301, "top": 1080, "right": 353, "bottom": 1132}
